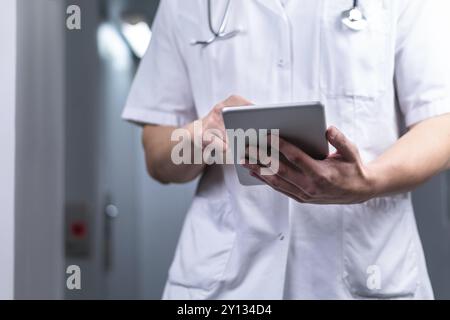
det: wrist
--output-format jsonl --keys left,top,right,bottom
{"left": 184, "top": 120, "right": 208, "bottom": 165}
{"left": 184, "top": 120, "right": 202, "bottom": 149}
{"left": 184, "top": 121, "right": 196, "bottom": 140}
{"left": 363, "top": 163, "right": 384, "bottom": 200}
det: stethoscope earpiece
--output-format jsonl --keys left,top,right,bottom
{"left": 341, "top": 1, "right": 368, "bottom": 31}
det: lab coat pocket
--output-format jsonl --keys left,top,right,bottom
{"left": 167, "top": 195, "right": 236, "bottom": 298}
{"left": 342, "top": 196, "right": 419, "bottom": 299}
{"left": 321, "top": 0, "right": 390, "bottom": 99}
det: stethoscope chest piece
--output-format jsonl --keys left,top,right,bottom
{"left": 341, "top": 7, "right": 368, "bottom": 31}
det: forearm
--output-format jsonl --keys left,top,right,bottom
{"left": 142, "top": 124, "right": 205, "bottom": 184}
{"left": 367, "top": 113, "right": 450, "bottom": 197}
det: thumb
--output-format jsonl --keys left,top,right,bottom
{"left": 327, "top": 126, "right": 359, "bottom": 161}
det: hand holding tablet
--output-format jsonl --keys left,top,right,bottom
{"left": 222, "top": 102, "right": 329, "bottom": 186}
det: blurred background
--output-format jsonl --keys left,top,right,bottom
{"left": 2, "top": 0, "right": 450, "bottom": 299}
{"left": 61, "top": 0, "right": 198, "bottom": 299}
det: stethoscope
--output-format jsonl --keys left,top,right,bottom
{"left": 192, "top": 0, "right": 241, "bottom": 46}
{"left": 192, "top": 0, "right": 368, "bottom": 47}
{"left": 341, "top": 0, "right": 368, "bottom": 31}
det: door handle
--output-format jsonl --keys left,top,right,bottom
{"left": 103, "top": 196, "right": 119, "bottom": 272}
{"left": 105, "top": 204, "right": 119, "bottom": 219}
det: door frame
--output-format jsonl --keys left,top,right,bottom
{"left": 0, "top": 0, "right": 17, "bottom": 300}
{"left": 14, "top": 0, "right": 66, "bottom": 299}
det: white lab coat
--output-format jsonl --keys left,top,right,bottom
{"left": 123, "top": 0, "right": 450, "bottom": 299}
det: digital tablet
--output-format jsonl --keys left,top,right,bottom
{"left": 222, "top": 102, "right": 329, "bottom": 186}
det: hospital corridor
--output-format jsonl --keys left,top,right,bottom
{"left": 1, "top": 0, "right": 450, "bottom": 302}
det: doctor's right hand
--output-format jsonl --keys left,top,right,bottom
{"left": 185, "top": 95, "right": 252, "bottom": 155}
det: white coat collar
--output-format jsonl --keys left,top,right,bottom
{"left": 253, "top": 0, "right": 286, "bottom": 18}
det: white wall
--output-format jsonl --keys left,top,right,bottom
{"left": 0, "top": 0, "right": 16, "bottom": 300}
{"left": 14, "top": 0, "right": 65, "bottom": 299}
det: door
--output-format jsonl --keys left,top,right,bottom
{"left": 64, "top": 0, "right": 197, "bottom": 299}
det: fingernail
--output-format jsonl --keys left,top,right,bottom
{"left": 328, "top": 127, "right": 337, "bottom": 140}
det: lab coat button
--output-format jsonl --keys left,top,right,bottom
{"left": 278, "top": 233, "right": 285, "bottom": 241}
{"left": 278, "top": 59, "right": 285, "bottom": 68}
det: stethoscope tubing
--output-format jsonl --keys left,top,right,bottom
{"left": 193, "top": 0, "right": 366, "bottom": 46}
{"left": 192, "top": 0, "right": 239, "bottom": 46}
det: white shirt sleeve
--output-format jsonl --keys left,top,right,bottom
{"left": 395, "top": 0, "right": 450, "bottom": 127}
{"left": 122, "top": 0, "right": 197, "bottom": 127}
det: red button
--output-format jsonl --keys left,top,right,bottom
{"left": 71, "top": 221, "right": 87, "bottom": 239}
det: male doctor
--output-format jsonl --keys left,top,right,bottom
{"left": 123, "top": 0, "right": 450, "bottom": 299}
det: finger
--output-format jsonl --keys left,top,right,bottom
{"left": 249, "top": 171, "right": 300, "bottom": 200}
{"left": 209, "top": 109, "right": 227, "bottom": 133}
{"left": 204, "top": 135, "right": 228, "bottom": 164}
{"left": 200, "top": 115, "right": 227, "bottom": 147}
{"left": 240, "top": 162, "right": 264, "bottom": 173}
{"left": 213, "top": 95, "right": 251, "bottom": 134}
{"left": 245, "top": 145, "right": 260, "bottom": 164}
{"left": 223, "top": 95, "right": 253, "bottom": 108}
{"left": 214, "top": 95, "right": 253, "bottom": 115}
{"left": 246, "top": 145, "right": 309, "bottom": 188}
{"left": 213, "top": 132, "right": 228, "bottom": 152}
{"left": 268, "top": 135, "right": 318, "bottom": 172}
{"left": 242, "top": 162, "right": 312, "bottom": 201}
{"left": 203, "top": 126, "right": 228, "bottom": 150}
{"left": 251, "top": 172, "right": 305, "bottom": 203}
{"left": 326, "top": 126, "right": 359, "bottom": 161}
{"left": 251, "top": 171, "right": 310, "bottom": 203}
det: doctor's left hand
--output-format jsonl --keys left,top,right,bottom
{"left": 242, "top": 126, "right": 377, "bottom": 205}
